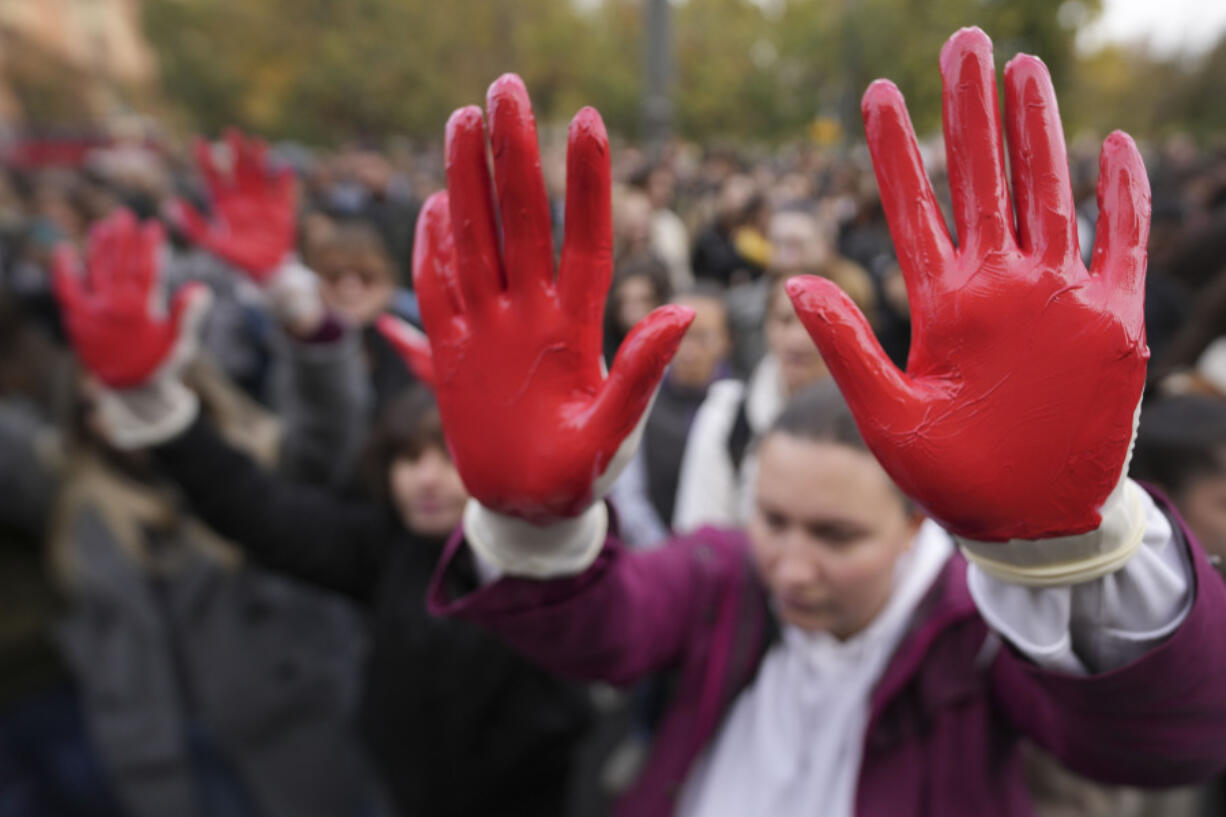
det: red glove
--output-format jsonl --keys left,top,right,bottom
{"left": 787, "top": 28, "right": 1150, "bottom": 544}
{"left": 171, "top": 128, "right": 296, "bottom": 282}
{"left": 53, "top": 210, "right": 210, "bottom": 389}
{"left": 403, "top": 75, "right": 692, "bottom": 523}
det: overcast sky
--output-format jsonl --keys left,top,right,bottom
{"left": 1078, "top": 0, "right": 1226, "bottom": 58}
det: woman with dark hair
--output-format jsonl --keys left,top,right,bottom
{"left": 152, "top": 381, "right": 592, "bottom": 817}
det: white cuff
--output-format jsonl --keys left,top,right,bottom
{"left": 264, "top": 259, "right": 324, "bottom": 330}
{"left": 96, "top": 379, "right": 200, "bottom": 450}
{"left": 462, "top": 499, "right": 608, "bottom": 580}
{"left": 957, "top": 477, "right": 1148, "bottom": 587}
{"left": 968, "top": 488, "right": 1193, "bottom": 674}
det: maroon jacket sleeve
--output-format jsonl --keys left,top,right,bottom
{"left": 988, "top": 495, "right": 1226, "bottom": 786}
{"left": 427, "top": 518, "right": 748, "bottom": 686}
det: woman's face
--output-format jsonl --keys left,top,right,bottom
{"left": 670, "top": 293, "right": 731, "bottom": 388}
{"left": 765, "top": 283, "right": 827, "bottom": 396}
{"left": 388, "top": 445, "right": 469, "bottom": 538}
{"left": 316, "top": 246, "right": 395, "bottom": 327}
{"left": 614, "top": 275, "right": 660, "bottom": 335}
{"left": 747, "top": 434, "right": 921, "bottom": 639}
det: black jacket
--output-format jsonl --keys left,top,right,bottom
{"left": 155, "top": 417, "right": 591, "bottom": 817}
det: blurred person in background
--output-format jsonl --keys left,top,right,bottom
{"left": 691, "top": 173, "right": 763, "bottom": 286}
{"left": 728, "top": 206, "right": 877, "bottom": 376}
{"left": 613, "top": 185, "right": 659, "bottom": 265}
{"left": 835, "top": 190, "right": 913, "bottom": 368}
{"left": 43, "top": 136, "right": 388, "bottom": 817}
{"left": 53, "top": 355, "right": 379, "bottom": 817}
{"left": 610, "top": 282, "right": 734, "bottom": 547}
{"left": 633, "top": 163, "right": 692, "bottom": 293}
{"left": 604, "top": 254, "right": 673, "bottom": 368}
{"left": 310, "top": 147, "right": 419, "bottom": 286}
{"left": 51, "top": 206, "right": 593, "bottom": 817}
{"left": 0, "top": 292, "right": 123, "bottom": 817}
{"left": 673, "top": 274, "right": 828, "bottom": 532}
{"left": 301, "top": 214, "right": 420, "bottom": 418}
{"left": 49, "top": 200, "right": 382, "bottom": 817}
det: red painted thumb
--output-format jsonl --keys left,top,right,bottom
{"left": 786, "top": 275, "right": 918, "bottom": 419}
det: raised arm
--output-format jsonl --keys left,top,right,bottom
{"left": 171, "top": 129, "right": 374, "bottom": 487}
{"left": 788, "top": 26, "right": 1226, "bottom": 781}
{"left": 381, "top": 75, "right": 705, "bottom": 681}
{"left": 53, "top": 210, "right": 389, "bottom": 602}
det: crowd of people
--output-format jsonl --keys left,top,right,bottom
{"left": 2, "top": 31, "right": 1226, "bottom": 817}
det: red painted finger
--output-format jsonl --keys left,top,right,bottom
{"left": 939, "top": 27, "right": 1014, "bottom": 256}
{"left": 227, "top": 128, "right": 267, "bottom": 191}
{"left": 168, "top": 282, "right": 212, "bottom": 343}
{"left": 132, "top": 219, "right": 165, "bottom": 298}
{"left": 445, "top": 105, "right": 504, "bottom": 310}
{"left": 1090, "top": 131, "right": 1150, "bottom": 325}
{"left": 1004, "top": 55, "right": 1077, "bottom": 266}
{"left": 93, "top": 210, "right": 142, "bottom": 303}
{"left": 487, "top": 74, "right": 555, "bottom": 295}
{"left": 110, "top": 210, "right": 150, "bottom": 309}
{"left": 861, "top": 80, "right": 953, "bottom": 301}
{"left": 558, "top": 106, "right": 614, "bottom": 323}
{"left": 411, "top": 191, "right": 467, "bottom": 342}
{"left": 588, "top": 304, "right": 694, "bottom": 443}
{"left": 84, "top": 212, "right": 119, "bottom": 296}
{"left": 786, "top": 275, "right": 920, "bottom": 426}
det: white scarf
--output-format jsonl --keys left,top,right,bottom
{"left": 677, "top": 520, "right": 953, "bottom": 817}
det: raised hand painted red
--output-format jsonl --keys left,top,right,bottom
{"left": 408, "top": 75, "right": 692, "bottom": 522}
{"left": 52, "top": 210, "right": 207, "bottom": 388}
{"left": 172, "top": 128, "right": 295, "bottom": 281}
{"left": 787, "top": 27, "right": 1150, "bottom": 542}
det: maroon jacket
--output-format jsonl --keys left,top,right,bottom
{"left": 429, "top": 492, "right": 1226, "bottom": 817}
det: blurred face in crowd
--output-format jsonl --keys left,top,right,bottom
{"left": 646, "top": 167, "right": 676, "bottom": 210}
{"left": 389, "top": 445, "right": 469, "bottom": 538}
{"left": 313, "top": 227, "right": 396, "bottom": 326}
{"left": 612, "top": 274, "right": 661, "bottom": 336}
{"left": 748, "top": 433, "right": 921, "bottom": 639}
{"left": 352, "top": 152, "right": 393, "bottom": 196}
{"left": 615, "top": 189, "right": 654, "bottom": 253}
{"left": 1176, "top": 464, "right": 1226, "bottom": 564}
{"left": 717, "top": 175, "right": 755, "bottom": 227}
{"left": 765, "top": 281, "right": 827, "bottom": 396}
{"left": 670, "top": 292, "right": 730, "bottom": 388}
{"left": 768, "top": 210, "right": 831, "bottom": 277}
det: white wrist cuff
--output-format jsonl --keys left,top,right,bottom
{"left": 96, "top": 379, "right": 200, "bottom": 450}
{"left": 265, "top": 259, "right": 324, "bottom": 330}
{"left": 462, "top": 499, "right": 608, "bottom": 579}
{"left": 958, "top": 477, "right": 1149, "bottom": 587}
